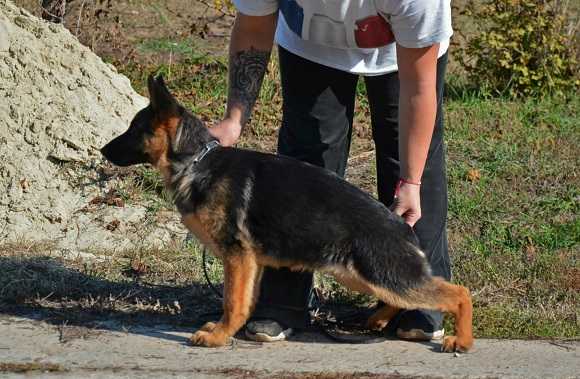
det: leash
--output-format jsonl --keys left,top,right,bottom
{"left": 202, "top": 247, "right": 223, "bottom": 298}
{"left": 200, "top": 248, "right": 388, "bottom": 344}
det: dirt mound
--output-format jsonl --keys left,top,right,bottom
{"left": 0, "top": 0, "right": 183, "bottom": 252}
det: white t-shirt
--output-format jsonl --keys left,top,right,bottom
{"left": 233, "top": 0, "right": 453, "bottom": 75}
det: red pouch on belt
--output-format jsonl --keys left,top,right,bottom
{"left": 355, "top": 15, "right": 395, "bottom": 48}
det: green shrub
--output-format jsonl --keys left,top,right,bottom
{"left": 454, "top": 0, "right": 579, "bottom": 97}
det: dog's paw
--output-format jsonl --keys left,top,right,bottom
{"left": 190, "top": 330, "right": 229, "bottom": 347}
{"left": 441, "top": 336, "right": 472, "bottom": 353}
{"left": 200, "top": 321, "right": 218, "bottom": 332}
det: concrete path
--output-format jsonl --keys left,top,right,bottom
{"left": 0, "top": 316, "right": 578, "bottom": 378}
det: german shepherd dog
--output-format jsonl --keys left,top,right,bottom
{"left": 101, "top": 75, "right": 473, "bottom": 352}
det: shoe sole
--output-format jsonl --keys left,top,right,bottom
{"left": 245, "top": 328, "right": 293, "bottom": 342}
{"left": 397, "top": 328, "right": 445, "bottom": 341}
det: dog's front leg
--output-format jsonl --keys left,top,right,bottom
{"left": 190, "top": 252, "right": 260, "bottom": 347}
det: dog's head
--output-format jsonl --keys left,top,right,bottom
{"left": 101, "top": 75, "right": 209, "bottom": 168}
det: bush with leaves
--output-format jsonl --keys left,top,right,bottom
{"left": 454, "top": 0, "right": 579, "bottom": 97}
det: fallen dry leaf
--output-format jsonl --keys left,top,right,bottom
{"left": 467, "top": 168, "right": 481, "bottom": 182}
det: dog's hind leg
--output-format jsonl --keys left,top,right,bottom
{"left": 366, "top": 304, "right": 400, "bottom": 331}
{"left": 417, "top": 277, "right": 473, "bottom": 353}
{"left": 190, "top": 253, "right": 261, "bottom": 347}
{"left": 378, "top": 277, "right": 474, "bottom": 353}
{"left": 327, "top": 269, "right": 400, "bottom": 331}
{"left": 330, "top": 269, "right": 473, "bottom": 353}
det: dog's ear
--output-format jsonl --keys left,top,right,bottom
{"left": 147, "top": 74, "right": 179, "bottom": 119}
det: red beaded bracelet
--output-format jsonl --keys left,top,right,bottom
{"left": 394, "top": 178, "right": 421, "bottom": 198}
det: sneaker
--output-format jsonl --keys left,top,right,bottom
{"left": 245, "top": 320, "right": 293, "bottom": 342}
{"left": 396, "top": 309, "right": 445, "bottom": 341}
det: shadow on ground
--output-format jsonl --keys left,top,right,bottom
{"left": 0, "top": 256, "right": 439, "bottom": 350}
{"left": 0, "top": 256, "right": 441, "bottom": 349}
{"left": 0, "top": 255, "right": 223, "bottom": 345}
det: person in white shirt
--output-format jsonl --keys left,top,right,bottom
{"left": 209, "top": 0, "right": 453, "bottom": 343}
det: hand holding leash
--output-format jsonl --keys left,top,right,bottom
{"left": 392, "top": 179, "right": 422, "bottom": 227}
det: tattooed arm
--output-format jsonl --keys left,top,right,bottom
{"left": 228, "top": 48, "right": 271, "bottom": 127}
{"left": 209, "top": 12, "right": 278, "bottom": 146}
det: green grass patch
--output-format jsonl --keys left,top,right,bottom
{"left": 446, "top": 93, "right": 579, "bottom": 337}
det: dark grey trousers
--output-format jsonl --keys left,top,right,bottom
{"left": 251, "top": 47, "right": 450, "bottom": 329}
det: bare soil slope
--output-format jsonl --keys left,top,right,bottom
{"left": 0, "top": 0, "right": 183, "bottom": 252}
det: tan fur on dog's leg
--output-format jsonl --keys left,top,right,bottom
{"left": 366, "top": 304, "right": 400, "bottom": 331}
{"left": 329, "top": 267, "right": 473, "bottom": 352}
{"left": 432, "top": 281, "right": 473, "bottom": 353}
{"left": 404, "top": 278, "right": 473, "bottom": 352}
{"left": 190, "top": 253, "right": 259, "bottom": 347}
{"left": 199, "top": 321, "right": 219, "bottom": 332}
{"left": 328, "top": 267, "right": 400, "bottom": 331}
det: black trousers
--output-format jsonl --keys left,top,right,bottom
{"left": 251, "top": 47, "right": 451, "bottom": 328}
